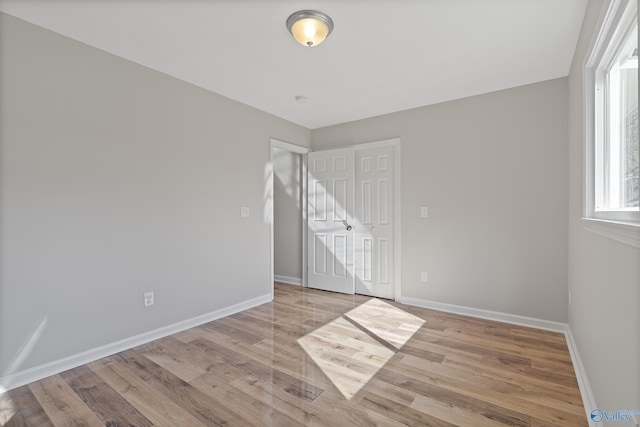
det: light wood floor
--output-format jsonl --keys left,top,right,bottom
{"left": 1, "top": 283, "right": 587, "bottom": 426}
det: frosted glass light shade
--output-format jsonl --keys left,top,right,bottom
{"left": 287, "top": 10, "right": 334, "bottom": 47}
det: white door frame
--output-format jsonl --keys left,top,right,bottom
{"left": 310, "top": 138, "right": 402, "bottom": 300}
{"left": 269, "top": 138, "right": 311, "bottom": 299}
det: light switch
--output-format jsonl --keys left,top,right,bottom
{"left": 240, "top": 207, "right": 250, "bottom": 218}
{"left": 420, "top": 206, "right": 429, "bottom": 218}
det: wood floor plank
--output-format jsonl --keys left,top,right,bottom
{"left": 190, "top": 372, "right": 304, "bottom": 426}
{"left": 1, "top": 385, "right": 53, "bottom": 427}
{"left": 230, "top": 373, "right": 329, "bottom": 426}
{"left": 419, "top": 345, "right": 573, "bottom": 394}
{"left": 28, "top": 375, "right": 104, "bottom": 427}
{"left": 441, "top": 352, "right": 582, "bottom": 401}
{"left": 60, "top": 364, "right": 152, "bottom": 426}
{"left": 309, "top": 389, "right": 408, "bottom": 427}
{"left": 116, "top": 350, "right": 254, "bottom": 426}
{"left": 374, "top": 366, "right": 533, "bottom": 427}
{"left": 6, "top": 282, "right": 587, "bottom": 426}
{"left": 418, "top": 325, "right": 574, "bottom": 365}
{"left": 190, "top": 328, "right": 338, "bottom": 392}
{"left": 200, "top": 319, "right": 266, "bottom": 345}
{"left": 386, "top": 354, "right": 586, "bottom": 425}
{"left": 410, "top": 393, "right": 526, "bottom": 427}
{"left": 91, "top": 356, "right": 209, "bottom": 427}
{"left": 360, "top": 391, "right": 458, "bottom": 427}
{"left": 141, "top": 339, "right": 209, "bottom": 382}
{"left": 188, "top": 335, "right": 327, "bottom": 402}
{"left": 171, "top": 327, "right": 204, "bottom": 344}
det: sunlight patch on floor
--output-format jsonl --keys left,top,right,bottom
{"left": 345, "top": 298, "right": 425, "bottom": 349}
{"left": 0, "top": 388, "right": 16, "bottom": 425}
{"left": 297, "top": 299, "right": 425, "bottom": 400}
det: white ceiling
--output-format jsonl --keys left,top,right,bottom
{"left": 0, "top": 0, "right": 588, "bottom": 129}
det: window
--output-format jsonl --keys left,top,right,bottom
{"left": 594, "top": 15, "right": 638, "bottom": 219}
{"left": 585, "top": 0, "right": 640, "bottom": 244}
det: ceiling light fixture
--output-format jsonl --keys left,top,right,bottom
{"left": 286, "top": 10, "right": 334, "bottom": 47}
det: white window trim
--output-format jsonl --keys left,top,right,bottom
{"left": 581, "top": 218, "right": 640, "bottom": 248}
{"left": 583, "top": 0, "right": 640, "bottom": 247}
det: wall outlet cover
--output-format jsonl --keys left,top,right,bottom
{"left": 144, "top": 291, "right": 154, "bottom": 307}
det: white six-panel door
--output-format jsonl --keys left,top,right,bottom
{"left": 354, "top": 145, "right": 394, "bottom": 298}
{"left": 307, "top": 144, "right": 396, "bottom": 299}
{"left": 307, "top": 148, "right": 355, "bottom": 294}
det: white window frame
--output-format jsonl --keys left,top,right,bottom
{"left": 584, "top": 0, "right": 640, "bottom": 248}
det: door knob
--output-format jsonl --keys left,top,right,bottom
{"left": 346, "top": 224, "right": 353, "bottom": 231}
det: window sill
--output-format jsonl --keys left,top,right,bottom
{"left": 581, "top": 218, "right": 640, "bottom": 249}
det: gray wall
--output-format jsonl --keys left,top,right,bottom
{"left": 312, "top": 78, "right": 569, "bottom": 322}
{"left": 273, "top": 148, "right": 303, "bottom": 281}
{"left": 568, "top": 0, "right": 640, "bottom": 414}
{"left": 0, "top": 13, "right": 310, "bottom": 375}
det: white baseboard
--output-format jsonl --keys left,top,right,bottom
{"left": 0, "top": 293, "right": 272, "bottom": 392}
{"left": 397, "top": 294, "right": 597, "bottom": 426}
{"left": 397, "top": 295, "right": 567, "bottom": 332}
{"left": 274, "top": 275, "right": 302, "bottom": 286}
{"left": 565, "top": 326, "right": 599, "bottom": 426}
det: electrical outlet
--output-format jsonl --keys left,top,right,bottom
{"left": 420, "top": 271, "right": 428, "bottom": 282}
{"left": 240, "top": 207, "right": 250, "bottom": 218}
{"left": 144, "top": 291, "right": 154, "bottom": 307}
{"left": 420, "top": 206, "right": 429, "bottom": 218}
{"left": 568, "top": 290, "right": 572, "bottom": 306}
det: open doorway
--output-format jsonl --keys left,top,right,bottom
{"left": 269, "top": 139, "right": 310, "bottom": 293}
